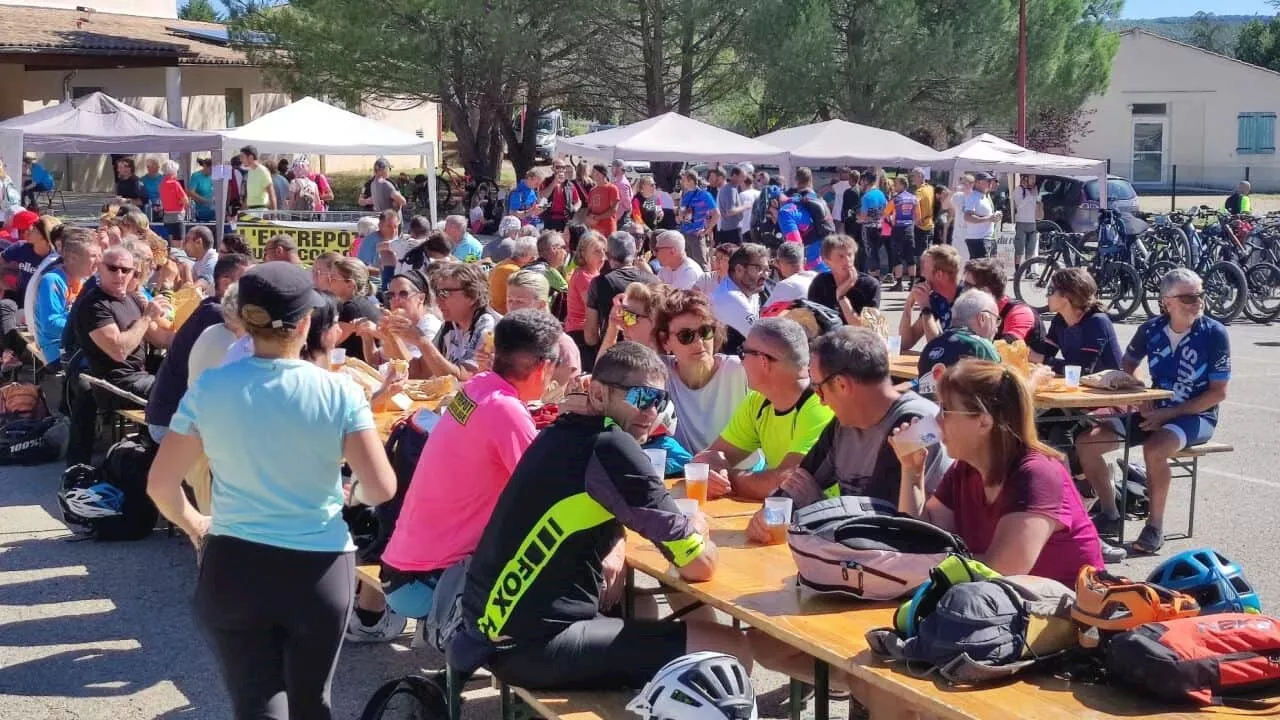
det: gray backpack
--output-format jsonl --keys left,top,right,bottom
{"left": 422, "top": 556, "right": 470, "bottom": 653}
{"left": 787, "top": 496, "right": 968, "bottom": 601}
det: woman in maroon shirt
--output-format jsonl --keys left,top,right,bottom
{"left": 894, "top": 359, "right": 1103, "bottom": 586}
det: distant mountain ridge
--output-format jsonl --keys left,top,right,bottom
{"left": 1107, "top": 14, "right": 1266, "bottom": 51}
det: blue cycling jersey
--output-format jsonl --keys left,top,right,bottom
{"left": 927, "top": 283, "right": 964, "bottom": 330}
{"left": 1124, "top": 314, "right": 1231, "bottom": 421}
{"left": 777, "top": 201, "right": 813, "bottom": 240}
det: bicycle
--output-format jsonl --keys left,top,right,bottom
{"left": 422, "top": 160, "right": 499, "bottom": 215}
{"left": 1013, "top": 210, "right": 1143, "bottom": 321}
{"left": 1137, "top": 208, "right": 1248, "bottom": 323}
{"left": 1203, "top": 210, "right": 1280, "bottom": 323}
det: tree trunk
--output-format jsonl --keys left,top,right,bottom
{"left": 676, "top": 0, "right": 695, "bottom": 115}
{"left": 652, "top": 162, "right": 682, "bottom": 192}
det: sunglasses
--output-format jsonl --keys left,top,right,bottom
{"left": 620, "top": 308, "right": 647, "bottom": 327}
{"left": 673, "top": 324, "right": 715, "bottom": 345}
{"left": 388, "top": 289, "right": 421, "bottom": 300}
{"left": 613, "top": 384, "right": 669, "bottom": 412}
{"left": 741, "top": 347, "right": 776, "bottom": 362}
{"left": 436, "top": 286, "right": 464, "bottom": 299}
{"left": 103, "top": 263, "right": 134, "bottom": 275}
{"left": 1167, "top": 292, "right": 1204, "bottom": 305}
{"left": 812, "top": 373, "right": 844, "bottom": 400}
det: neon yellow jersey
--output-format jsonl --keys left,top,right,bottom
{"left": 718, "top": 389, "right": 834, "bottom": 469}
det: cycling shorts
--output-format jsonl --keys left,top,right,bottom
{"left": 1103, "top": 413, "right": 1216, "bottom": 451}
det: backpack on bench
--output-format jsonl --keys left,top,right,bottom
{"left": 787, "top": 496, "right": 968, "bottom": 601}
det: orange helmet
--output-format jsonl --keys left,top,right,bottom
{"left": 1071, "top": 566, "right": 1200, "bottom": 648}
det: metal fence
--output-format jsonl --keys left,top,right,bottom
{"left": 1104, "top": 159, "right": 1280, "bottom": 200}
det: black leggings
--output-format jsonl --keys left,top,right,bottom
{"left": 966, "top": 237, "right": 990, "bottom": 259}
{"left": 196, "top": 535, "right": 354, "bottom": 720}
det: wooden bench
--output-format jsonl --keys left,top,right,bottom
{"left": 356, "top": 563, "right": 384, "bottom": 593}
{"left": 500, "top": 685, "right": 632, "bottom": 720}
{"left": 117, "top": 408, "right": 147, "bottom": 427}
{"left": 1168, "top": 442, "right": 1234, "bottom": 538}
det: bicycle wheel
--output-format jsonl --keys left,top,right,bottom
{"left": 1202, "top": 260, "right": 1248, "bottom": 324}
{"left": 1148, "top": 225, "right": 1191, "bottom": 265}
{"left": 1012, "top": 256, "right": 1061, "bottom": 313}
{"left": 1097, "top": 261, "right": 1142, "bottom": 322}
{"left": 1242, "top": 261, "right": 1280, "bottom": 323}
{"left": 1141, "top": 260, "right": 1175, "bottom": 318}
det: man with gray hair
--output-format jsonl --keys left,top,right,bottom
{"left": 696, "top": 317, "right": 834, "bottom": 500}
{"left": 584, "top": 231, "right": 652, "bottom": 348}
{"left": 489, "top": 235, "right": 539, "bottom": 314}
{"left": 710, "top": 243, "right": 771, "bottom": 354}
{"left": 444, "top": 214, "right": 484, "bottom": 262}
{"left": 764, "top": 241, "right": 816, "bottom": 307}
{"left": 654, "top": 229, "right": 707, "bottom": 291}
{"left": 915, "top": 288, "right": 1000, "bottom": 382}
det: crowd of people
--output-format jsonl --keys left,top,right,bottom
{"left": 0, "top": 153, "right": 1236, "bottom": 718}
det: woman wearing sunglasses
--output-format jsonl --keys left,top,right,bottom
{"left": 1075, "top": 268, "right": 1230, "bottom": 555}
{"left": 653, "top": 289, "right": 747, "bottom": 454}
{"left": 356, "top": 270, "right": 442, "bottom": 378}
{"left": 598, "top": 281, "right": 662, "bottom": 357}
{"left": 895, "top": 359, "right": 1103, "bottom": 586}
{"left": 1028, "top": 267, "right": 1122, "bottom": 374}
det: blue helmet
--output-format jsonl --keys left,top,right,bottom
{"left": 1147, "top": 548, "right": 1261, "bottom": 615}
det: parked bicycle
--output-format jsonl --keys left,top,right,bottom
{"left": 1013, "top": 209, "right": 1143, "bottom": 321}
{"left": 414, "top": 160, "right": 499, "bottom": 216}
{"left": 1137, "top": 208, "right": 1249, "bottom": 323}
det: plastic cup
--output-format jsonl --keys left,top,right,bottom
{"left": 886, "top": 335, "right": 902, "bottom": 356}
{"left": 329, "top": 348, "right": 346, "bottom": 371}
{"left": 762, "top": 496, "right": 793, "bottom": 545}
{"left": 683, "top": 463, "right": 709, "bottom": 506}
{"left": 890, "top": 415, "right": 943, "bottom": 459}
{"left": 675, "top": 498, "right": 699, "bottom": 518}
{"left": 643, "top": 448, "right": 667, "bottom": 478}
{"left": 1065, "top": 365, "right": 1082, "bottom": 390}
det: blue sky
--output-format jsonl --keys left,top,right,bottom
{"left": 1121, "top": 0, "right": 1273, "bottom": 17}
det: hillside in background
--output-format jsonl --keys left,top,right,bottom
{"left": 1108, "top": 14, "right": 1265, "bottom": 52}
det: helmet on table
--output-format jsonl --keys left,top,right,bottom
{"left": 1147, "top": 548, "right": 1261, "bottom": 615}
{"left": 626, "top": 651, "right": 756, "bottom": 720}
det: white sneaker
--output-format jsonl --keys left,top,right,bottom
{"left": 345, "top": 609, "right": 408, "bottom": 643}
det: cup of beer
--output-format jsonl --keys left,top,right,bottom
{"left": 1065, "top": 365, "right": 1082, "bottom": 390}
{"left": 886, "top": 335, "right": 902, "bottom": 356}
{"left": 683, "top": 462, "right": 709, "bottom": 506}
{"left": 762, "top": 496, "right": 793, "bottom": 545}
{"left": 329, "top": 348, "right": 347, "bottom": 372}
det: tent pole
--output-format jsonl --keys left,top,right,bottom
{"left": 213, "top": 148, "right": 226, "bottom": 247}
{"left": 428, "top": 145, "right": 438, "bottom": 225}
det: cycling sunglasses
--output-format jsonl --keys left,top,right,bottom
{"left": 612, "top": 384, "right": 668, "bottom": 412}
{"left": 673, "top": 324, "right": 715, "bottom": 345}
{"left": 620, "top": 307, "right": 647, "bottom": 327}
{"left": 1167, "top": 292, "right": 1204, "bottom": 305}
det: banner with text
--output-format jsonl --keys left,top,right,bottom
{"left": 235, "top": 215, "right": 360, "bottom": 263}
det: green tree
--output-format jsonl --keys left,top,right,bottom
{"left": 1187, "top": 11, "right": 1231, "bottom": 55}
{"left": 179, "top": 0, "right": 223, "bottom": 22}
{"left": 1236, "top": 17, "right": 1280, "bottom": 72}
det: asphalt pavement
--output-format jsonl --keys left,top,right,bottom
{"left": 0, "top": 290, "right": 1277, "bottom": 719}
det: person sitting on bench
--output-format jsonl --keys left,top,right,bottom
{"left": 450, "top": 342, "right": 750, "bottom": 690}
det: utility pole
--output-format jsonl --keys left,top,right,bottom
{"left": 1016, "top": 0, "right": 1028, "bottom": 146}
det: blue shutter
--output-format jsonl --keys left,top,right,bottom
{"left": 1238, "top": 113, "right": 1277, "bottom": 154}
{"left": 1261, "top": 114, "right": 1276, "bottom": 153}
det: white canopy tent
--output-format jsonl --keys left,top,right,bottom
{"left": 755, "top": 119, "right": 942, "bottom": 168}
{"left": 217, "top": 96, "right": 439, "bottom": 226}
{"left": 555, "top": 112, "right": 788, "bottom": 165}
{"left": 937, "top": 133, "right": 1110, "bottom": 207}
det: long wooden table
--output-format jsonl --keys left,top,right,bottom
{"left": 626, "top": 515, "right": 1211, "bottom": 720}
{"left": 665, "top": 478, "right": 761, "bottom": 518}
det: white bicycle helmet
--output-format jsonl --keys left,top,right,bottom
{"left": 627, "top": 651, "right": 756, "bottom": 720}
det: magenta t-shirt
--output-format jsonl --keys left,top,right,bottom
{"left": 382, "top": 372, "right": 536, "bottom": 573}
{"left": 932, "top": 451, "right": 1103, "bottom": 586}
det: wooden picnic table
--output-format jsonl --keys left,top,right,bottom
{"left": 664, "top": 478, "right": 760, "bottom": 518}
{"left": 626, "top": 514, "right": 1209, "bottom": 720}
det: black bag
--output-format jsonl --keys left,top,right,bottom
{"left": 353, "top": 415, "right": 430, "bottom": 563}
{"left": 91, "top": 435, "right": 159, "bottom": 541}
{"left": 794, "top": 191, "right": 837, "bottom": 244}
{"left": 0, "top": 416, "right": 67, "bottom": 465}
{"left": 359, "top": 674, "right": 449, "bottom": 720}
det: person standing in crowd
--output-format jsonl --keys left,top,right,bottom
{"left": 654, "top": 289, "right": 748, "bottom": 454}
{"left": 451, "top": 342, "right": 748, "bottom": 691}
{"left": 1028, "top": 268, "right": 1123, "bottom": 373}
{"left": 33, "top": 228, "right": 100, "bottom": 366}
{"left": 712, "top": 168, "right": 745, "bottom": 245}
{"left": 364, "top": 158, "right": 406, "bottom": 213}
{"left": 507, "top": 169, "right": 543, "bottom": 227}
{"left": 856, "top": 171, "right": 888, "bottom": 279}
{"left": 963, "top": 258, "right": 1040, "bottom": 342}
{"left": 20, "top": 156, "right": 55, "bottom": 209}
{"left": 765, "top": 241, "right": 816, "bottom": 308}
{"left": 653, "top": 230, "right": 706, "bottom": 291}
{"left": 610, "top": 160, "right": 633, "bottom": 227}
{"left": 897, "top": 360, "right": 1104, "bottom": 586}
{"left": 696, "top": 318, "right": 833, "bottom": 500}
{"left": 678, "top": 170, "right": 720, "bottom": 269}
{"left": 328, "top": 257, "right": 381, "bottom": 363}
{"left": 910, "top": 168, "right": 935, "bottom": 272}
{"left": 951, "top": 175, "right": 974, "bottom": 260}
{"left": 1012, "top": 174, "right": 1042, "bottom": 268}
{"left": 962, "top": 172, "right": 1000, "bottom": 260}
{"left": 629, "top": 176, "right": 663, "bottom": 235}
{"left": 146, "top": 253, "right": 253, "bottom": 444}
{"left": 586, "top": 164, "right": 621, "bottom": 237}
{"left": 1075, "top": 269, "right": 1230, "bottom": 555}
{"left": 270, "top": 160, "right": 291, "bottom": 209}
{"left": 488, "top": 236, "right": 538, "bottom": 314}
{"left": 806, "top": 233, "right": 881, "bottom": 325}
{"left": 710, "top": 243, "right": 770, "bottom": 355}
{"left": 539, "top": 160, "right": 582, "bottom": 232}
{"left": 585, "top": 232, "right": 650, "bottom": 352}
{"left": 573, "top": 160, "right": 595, "bottom": 200}
{"left": 655, "top": 181, "right": 678, "bottom": 230}
{"left": 140, "top": 158, "right": 164, "bottom": 214}
{"left": 239, "top": 146, "right": 276, "bottom": 211}
{"left": 147, "top": 262, "right": 397, "bottom": 720}
{"left": 1225, "top": 180, "right": 1252, "bottom": 215}
{"left": 737, "top": 166, "right": 760, "bottom": 236}
{"left": 371, "top": 310, "right": 563, "bottom": 638}
{"left": 187, "top": 158, "right": 217, "bottom": 223}
{"left": 115, "top": 158, "right": 148, "bottom": 208}
{"left": 2, "top": 160, "right": 22, "bottom": 222}
{"left": 159, "top": 160, "right": 188, "bottom": 243}
{"left": 823, "top": 167, "right": 854, "bottom": 231}
{"left": 900, "top": 245, "right": 964, "bottom": 350}
{"left": 888, "top": 176, "right": 920, "bottom": 292}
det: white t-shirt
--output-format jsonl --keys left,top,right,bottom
{"left": 766, "top": 271, "right": 816, "bottom": 308}
{"left": 829, "top": 181, "right": 852, "bottom": 220}
{"left": 659, "top": 256, "right": 706, "bottom": 291}
{"left": 657, "top": 190, "right": 675, "bottom": 210}
{"left": 222, "top": 334, "right": 255, "bottom": 366}
{"left": 1012, "top": 187, "right": 1040, "bottom": 224}
{"left": 407, "top": 313, "right": 444, "bottom": 359}
{"left": 950, "top": 190, "right": 970, "bottom": 260}
{"left": 189, "top": 323, "right": 240, "bottom": 383}
{"left": 662, "top": 354, "right": 749, "bottom": 453}
{"left": 739, "top": 188, "right": 761, "bottom": 230}
{"left": 710, "top": 277, "right": 759, "bottom": 340}
{"left": 694, "top": 272, "right": 722, "bottom": 296}
{"left": 963, "top": 190, "right": 995, "bottom": 241}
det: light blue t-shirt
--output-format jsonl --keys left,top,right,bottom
{"left": 170, "top": 357, "right": 375, "bottom": 552}
{"left": 453, "top": 232, "right": 483, "bottom": 263}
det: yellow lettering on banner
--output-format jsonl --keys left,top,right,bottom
{"left": 236, "top": 221, "right": 359, "bottom": 265}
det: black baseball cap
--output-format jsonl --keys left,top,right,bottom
{"left": 237, "top": 261, "right": 324, "bottom": 329}
{"left": 972, "top": 171, "right": 996, "bottom": 181}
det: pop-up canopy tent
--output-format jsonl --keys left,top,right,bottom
{"left": 555, "top": 112, "right": 788, "bottom": 165}
{"left": 0, "top": 91, "right": 223, "bottom": 184}
{"left": 217, "top": 96, "right": 439, "bottom": 225}
{"left": 937, "top": 133, "right": 1110, "bottom": 207}
{"left": 755, "top": 119, "right": 942, "bottom": 168}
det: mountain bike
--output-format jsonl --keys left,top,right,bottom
{"left": 1013, "top": 214, "right": 1143, "bottom": 322}
{"left": 1138, "top": 209, "right": 1248, "bottom": 323}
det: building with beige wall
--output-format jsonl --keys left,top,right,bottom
{"left": 1074, "top": 29, "right": 1280, "bottom": 192}
{"left": 0, "top": 0, "right": 438, "bottom": 194}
